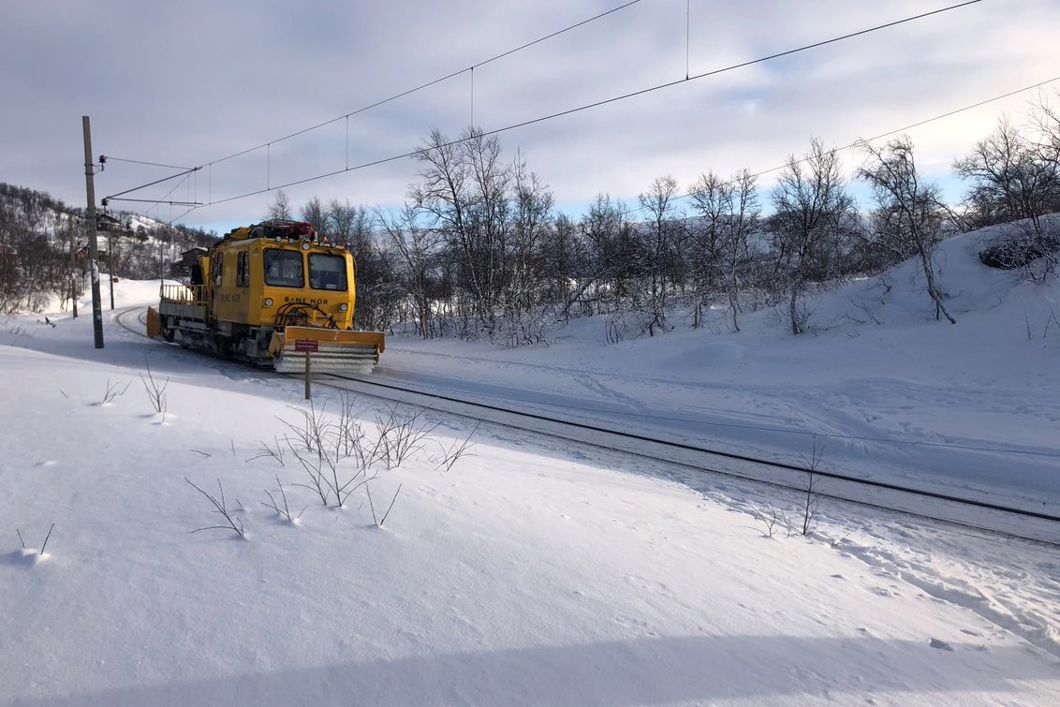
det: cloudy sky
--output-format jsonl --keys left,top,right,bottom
{"left": 2, "top": 0, "right": 1057, "bottom": 233}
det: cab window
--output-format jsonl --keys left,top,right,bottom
{"left": 309, "top": 253, "right": 348, "bottom": 291}
{"left": 211, "top": 254, "right": 223, "bottom": 287}
{"left": 236, "top": 252, "right": 249, "bottom": 288}
{"left": 264, "top": 249, "right": 305, "bottom": 288}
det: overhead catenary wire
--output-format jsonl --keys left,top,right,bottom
{"left": 166, "top": 0, "right": 986, "bottom": 221}
{"left": 194, "top": 0, "right": 646, "bottom": 169}
{"left": 105, "top": 197, "right": 202, "bottom": 206}
{"left": 619, "top": 74, "right": 1060, "bottom": 218}
{"left": 103, "top": 165, "right": 201, "bottom": 204}
{"left": 144, "top": 171, "right": 195, "bottom": 220}
{"left": 101, "top": 0, "right": 645, "bottom": 207}
{"left": 101, "top": 156, "right": 193, "bottom": 170}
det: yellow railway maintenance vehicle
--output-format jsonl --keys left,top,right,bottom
{"left": 146, "top": 219, "right": 384, "bottom": 373}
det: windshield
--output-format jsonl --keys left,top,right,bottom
{"left": 263, "top": 249, "right": 305, "bottom": 288}
{"left": 309, "top": 253, "right": 348, "bottom": 291}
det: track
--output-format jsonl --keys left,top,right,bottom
{"left": 114, "top": 304, "right": 149, "bottom": 338}
{"left": 114, "top": 305, "right": 1060, "bottom": 545}
{"left": 316, "top": 372, "right": 1060, "bottom": 546}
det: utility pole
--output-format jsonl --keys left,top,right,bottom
{"left": 83, "top": 115, "right": 104, "bottom": 348}
{"left": 67, "top": 215, "right": 77, "bottom": 319}
{"left": 108, "top": 246, "right": 115, "bottom": 310}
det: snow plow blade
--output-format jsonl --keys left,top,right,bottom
{"left": 146, "top": 306, "right": 161, "bottom": 339}
{"left": 268, "top": 326, "right": 385, "bottom": 374}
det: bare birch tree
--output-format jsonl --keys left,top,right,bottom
{"left": 687, "top": 171, "right": 728, "bottom": 328}
{"left": 771, "top": 140, "right": 854, "bottom": 335}
{"left": 860, "top": 136, "right": 956, "bottom": 323}
{"left": 637, "top": 176, "right": 681, "bottom": 336}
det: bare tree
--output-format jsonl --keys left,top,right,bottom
{"left": 380, "top": 205, "right": 442, "bottom": 338}
{"left": 413, "top": 128, "right": 511, "bottom": 336}
{"left": 1030, "top": 93, "right": 1060, "bottom": 178}
{"left": 687, "top": 170, "right": 760, "bottom": 331}
{"left": 771, "top": 139, "right": 855, "bottom": 335}
{"left": 328, "top": 199, "right": 370, "bottom": 249}
{"left": 860, "top": 136, "right": 956, "bottom": 323}
{"left": 543, "top": 213, "right": 587, "bottom": 320}
{"left": 687, "top": 172, "right": 729, "bottom": 328}
{"left": 508, "top": 151, "right": 554, "bottom": 315}
{"left": 954, "top": 118, "right": 1059, "bottom": 233}
{"left": 723, "top": 170, "right": 760, "bottom": 332}
{"left": 571, "top": 194, "right": 637, "bottom": 318}
{"left": 637, "top": 176, "right": 682, "bottom": 336}
{"left": 267, "top": 190, "right": 293, "bottom": 221}
{"left": 300, "top": 196, "right": 329, "bottom": 238}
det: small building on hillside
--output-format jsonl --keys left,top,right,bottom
{"left": 169, "top": 247, "right": 208, "bottom": 280}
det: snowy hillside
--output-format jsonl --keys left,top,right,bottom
{"left": 1, "top": 248, "right": 1059, "bottom": 704}
{"left": 381, "top": 223, "right": 1060, "bottom": 512}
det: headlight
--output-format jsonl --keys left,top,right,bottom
{"left": 264, "top": 298, "right": 273, "bottom": 307}
{"left": 339, "top": 303, "right": 348, "bottom": 312}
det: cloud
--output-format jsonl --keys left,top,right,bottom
{"left": 1, "top": 0, "right": 1057, "bottom": 230}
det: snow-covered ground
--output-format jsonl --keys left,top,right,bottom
{"left": 381, "top": 224, "right": 1060, "bottom": 513}
{"left": 1, "top": 230, "right": 1058, "bottom": 704}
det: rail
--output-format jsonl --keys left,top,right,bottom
{"left": 316, "top": 372, "right": 1060, "bottom": 546}
{"left": 113, "top": 306, "right": 1060, "bottom": 545}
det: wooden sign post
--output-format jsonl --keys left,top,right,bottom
{"left": 295, "top": 339, "right": 319, "bottom": 399}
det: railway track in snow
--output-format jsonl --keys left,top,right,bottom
{"left": 114, "top": 304, "right": 148, "bottom": 337}
{"left": 316, "top": 372, "right": 1060, "bottom": 547}
{"left": 114, "top": 305, "right": 1060, "bottom": 545}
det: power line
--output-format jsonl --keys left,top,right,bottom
{"left": 144, "top": 171, "right": 194, "bottom": 219}
{"left": 621, "top": 74, "right": 1060, "bottom": 218}
{"left": 197, "top": 0, "right": 646, "bottom": 168}
{"left": 172, "top": 0, "right": 985, "bottom": 220}
{"left": 101, "top": 156, "right": 192, "bottom": 170}
{"left": 103, "top": 0, "right": 645, "bottom": 206}
{"left": 103, "top": 165, "right": 201, "bottom": 205}
{"left": 105, "top": 197, "right": 201, "bottom": 206}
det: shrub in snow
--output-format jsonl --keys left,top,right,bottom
{"left": 979, "top": 226, "right": 1058, "bottom": 283}
{"left": 796, "top": 438, "right": 825, "bottom": 537}
{"left": 270, "top": 398, "right": 436, "bottom": 526}
{"left": 185, "top": 477, "right": 246, "bottom": 539}
{"left": 749, "top": 504, "right": 786, "bottom": 539}
{"left": 262, "top": 476, "right": 305, "bottom": 525}
{"left": 139, "top": 357, "right": 169, "bottom": 418}
{"left": 432, "top": 422, "right": 480, "bottom": 473}
{"left": 100, "top": 379, "right": 130, "bottom": 406}
{"left": 16, "top": 523, "right": 55, "bottom": 560}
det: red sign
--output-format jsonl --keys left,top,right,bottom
{"left": 294, "top": 339, "right": 319, "bottom": 353}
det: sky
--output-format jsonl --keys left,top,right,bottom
{"left": 1, "top": 0, "right": 1058, "bottom": 234}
